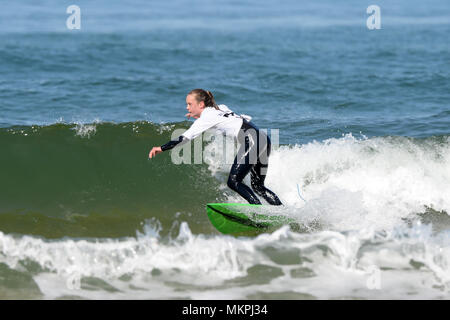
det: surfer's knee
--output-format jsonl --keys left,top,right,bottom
{"left": 227, "top": 175, "right": 239, "bottom": 191}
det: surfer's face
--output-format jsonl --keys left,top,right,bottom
{"left": 186, "top": 94, "right": 204, "bottom": 118}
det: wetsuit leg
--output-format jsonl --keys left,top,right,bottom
{"left": 250, "top": 163, "right": 282, "bottom": 205}
{"left": 250, "top": 136, "right": 283, "bottom": 206}
{"left": 227, "top": 136, "right": 262, "bottom": 205}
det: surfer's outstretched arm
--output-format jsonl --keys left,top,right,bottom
{"left": 148, "top": 135, "right": 190, "bottom": 159}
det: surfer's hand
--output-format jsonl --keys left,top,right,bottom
{"left": 149, "top": 146, "right": 162, "bottom": 159}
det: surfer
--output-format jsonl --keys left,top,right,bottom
{"left": 149, "top": 89, "right": 282, "bottom": 206}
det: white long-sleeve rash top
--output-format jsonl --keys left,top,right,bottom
{"left": 160, "top": 104, "right": 250, "bottom": 151}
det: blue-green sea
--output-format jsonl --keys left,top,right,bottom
{"left": 0, "top": 0, "right": 449, "bottom": 299}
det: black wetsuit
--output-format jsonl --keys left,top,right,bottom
{"left": 226, "top": 120, "right": 282, "bottom": 205}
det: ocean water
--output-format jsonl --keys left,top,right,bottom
{"left": 0, "top": 0, "right": 449, "bottom": 299}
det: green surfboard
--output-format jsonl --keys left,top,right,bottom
{"left": 206, "top": 203, "right": 296, "bottom": 235}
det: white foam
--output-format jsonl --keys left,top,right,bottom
{"left": 72, "top": 120, "right": 101, "bottom": 138}
{"left": 0, "top": 218, "right": 449, "bottom": 299}
{"left": 206, "top": 134, "right": 450, "bottom": 232}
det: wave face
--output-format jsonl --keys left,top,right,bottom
{"left": 1, "top": 122, "right": 449, "bottom": 299}
{"left": 0, "top": 122, "right": 225, "bottom": 238}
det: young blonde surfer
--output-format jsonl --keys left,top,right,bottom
{"left": 149, "top": 89, "right": 282, "bottom": 205}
